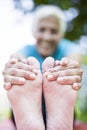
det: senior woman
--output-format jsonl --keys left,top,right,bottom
{"left": 3, "top": 5, "right": 83, "bottom": 130}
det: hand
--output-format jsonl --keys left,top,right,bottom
{"left": 2, "top": 54, "right": 38, "bottom": 90}
{"left": 46, "top": 57, "right": 83, "bottom": 90}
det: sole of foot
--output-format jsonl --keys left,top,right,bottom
{"left": 42, "top": 57, "right": 77, "bottom": 130}
{"left": 7, "top": 57, "right": 45, "bottom": 130}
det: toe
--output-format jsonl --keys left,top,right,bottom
{"left": 27, "top": 57, "right": 40, "bottom": 69}
{"left": 42, "top": 57, "right": 55, "bottom": 72}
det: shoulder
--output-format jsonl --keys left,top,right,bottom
{"left": 58, "top": 39, "right": 75, "bottom": 48}
{"left": 21, "top": 44, "right": 35, "bottom": 50}
{"left": 16, "top": 44, "right": 35, "bottom": 57}
{"left": 58, "top": 38, "right": 80, "bottom": 56}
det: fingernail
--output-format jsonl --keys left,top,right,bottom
{"left": 4, "top": 82, "right": 12, "bottom": 90}
{"left": 4, "top": 86, "right": 12, "bottom": 90}
{"left": 44, "top": 71, "right": 50, "bottom": 76}
{"left": 10, "top": 58, "right": 18, "bottom": 64}
{"left": 55, "top": 60, "right": 60, "bottom": 66}
{"left": 57, "top": 77, "right": 64, "bottom": 82}
{"left": 32, "top": 69, "right": 39, "bottom": 74}
{"left": 73, "top": 83, "right": 81, "bottom": 90}
{"left": 47, "top": 74, "right": 54, "bottom": 79}
{"left": 61, "top": 58, "right": 69, "bottom": 66}
{"left": 29, "top": 73, "right": 36, "bottom": 79}
{"left": 19, "top": 78, "right": 25, "bottom": 83}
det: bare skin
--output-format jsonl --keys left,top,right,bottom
{"left": 3, "top": 55, "right": 82, "bottom": 90}
{"left": 48, "top": 57, "right": 82, "bottom": 90}
{"left": 42, "top": 57, "right": 78, "bottom": 130}
{"left": 6, "top": 57, "right": 45, "bottom": 130}
{"left": 2, "top": 11, "right": 83, "bottom": 130}
{"left": 2, "top": 55, "right": 83, "bottom": 130}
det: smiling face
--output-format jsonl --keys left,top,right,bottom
{"left": 34, "top": 16, "right": 62, "bottom": 58}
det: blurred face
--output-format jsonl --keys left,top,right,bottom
{"left": 34, "top": 16, "right": 62, "bottom": 57}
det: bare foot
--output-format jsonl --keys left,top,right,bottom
{"left": 7, "top": 57, "right": 45, "bottom": 130}
{"left": 42, "top": 57, "right": 77, "bottom": 130}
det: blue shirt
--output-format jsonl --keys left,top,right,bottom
{"left": 17, "top": 39, "right": 80, "bottom": 69}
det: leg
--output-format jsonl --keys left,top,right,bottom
{"left": 7, "top": 57, "right": 45, "bottom": 130}
{"left": 42, "top": 57, "right": 77, "bottom": 130}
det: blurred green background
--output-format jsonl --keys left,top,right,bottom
{"left": 33, "top": 0, "right": 87, "bottom": 41}
{"left": 16, "top": 0, "right": 87, "bottom": 41}
{"left": 34, "top": 0, "right": 86, "bottom": 41}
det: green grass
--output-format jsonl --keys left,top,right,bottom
{"left": 82, "top": 55, "right": 87, "bottom": 65}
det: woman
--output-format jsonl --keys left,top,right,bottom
{"left": 3, "top": 5, "right": 83, "bottom": 130}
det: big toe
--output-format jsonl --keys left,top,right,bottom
{"left": 42, "top": 57, "right": 55, "bottom": 72}
{"left": 27, "top": 57, "right": 40, "bottom": 70}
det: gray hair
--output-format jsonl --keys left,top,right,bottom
{"left": 32, "top": 5, "right": 67, "bottom": 36}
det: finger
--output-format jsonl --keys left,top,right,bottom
{"left": 4, "top": 82, "right": 12, "bottom": 90}
{"left": 72, "top": 83, "right": 81, "bottom": 90}
{"left": 5, "top": 62, "right": 12, "bottom": 69}
{"left": 57, "top": 75, "right": 82, "bottom": 85}
{"left": 47, "top": 73, "right": 56, "bottom": 81}
{"left": 66, "top": 59, "right": 80, "bottom": 68}
{"left": 60, "top": 58, "right": 80, "bottom": 69}
{"left": 48, "top": 60, "right": 80, "bottom": 73}
{"left": 5, "top": 62, "right": 34, "bottom": 71}
{"left": 55, "top": 60, "right": 60, "bottom": 66}
{"left": 5, "top": 54, "right": 27, "bottom": 68}
{"left": 48, "top": 66, "right": 65, "bottom": 73}
{"left": 3, "top": 68, "right": 36, "bottom": 80}
{"left": 10, "top": 53, "right": 27, "bottom": 64}
{"left": 58, "top": 69, "right": 83, "bottom": 77}
{"left": 4, "top": 75, "right": 26, "bottom": 85}
{"left": 46, "top": 69, "right": 83, "bottom": 81}
{"left": 60, "top": 57, "right": 69, "bottom": 66}
{"left": 9, "top": 58, "right": 18, "bottom": 64}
